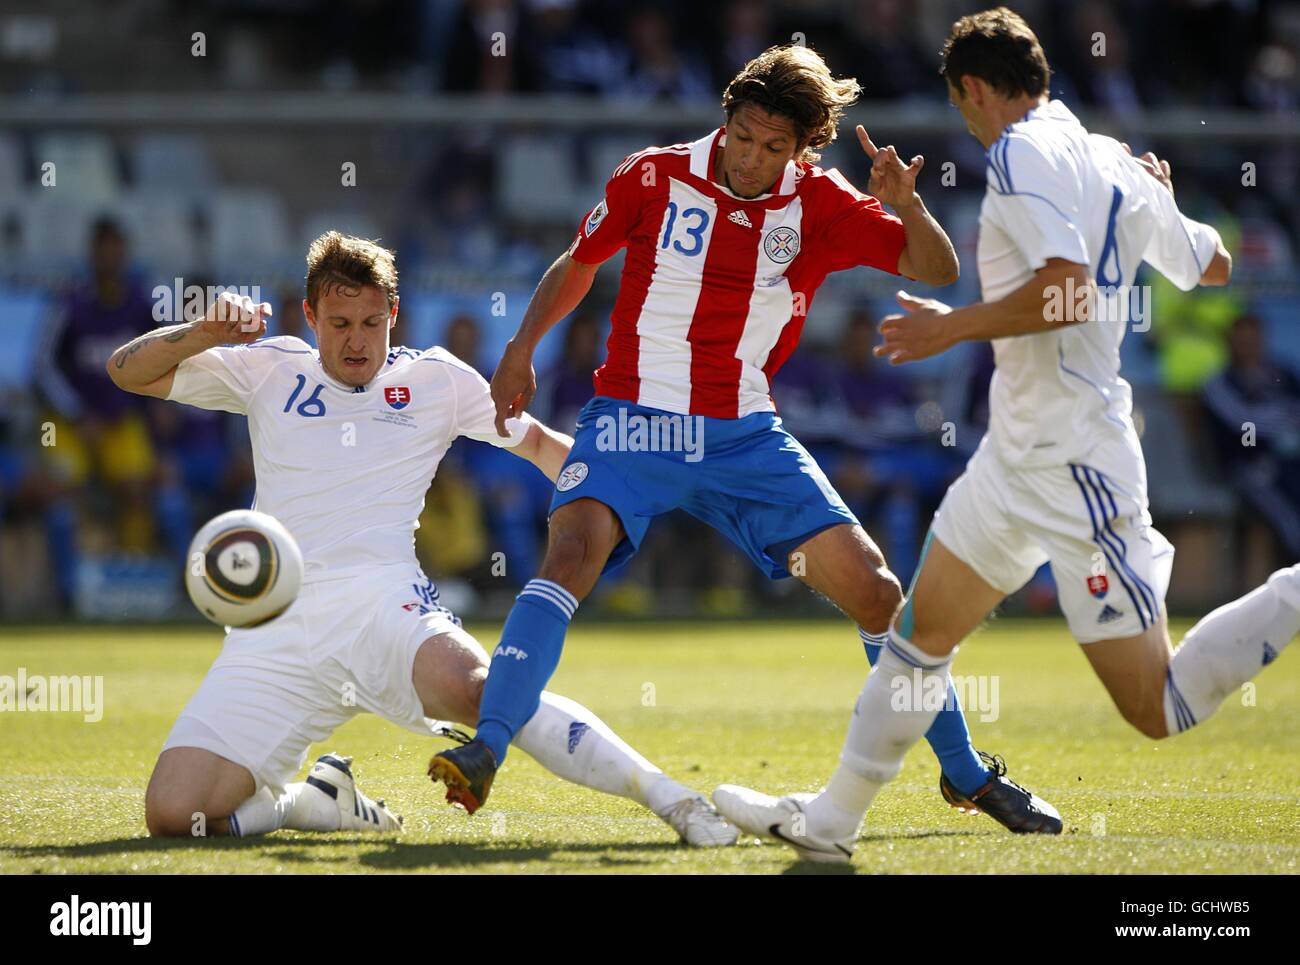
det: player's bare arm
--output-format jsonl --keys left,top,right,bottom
{"left": 106, "top": 292, "right": 272, "bottom": 398}
{"left": 490, "top": 253, "right": 600, "bottom": 436}
{"left": 856, "top": 125, "right": 959, "bottom": 287}
{"left": 1123, "top": 142, "right": 1233, "bottom": 287}
{"left": 510, "top": 421, "right": 575, "bottom": 483}
{"left": 875, "top": 258, "right": 1091, "bottom": 364}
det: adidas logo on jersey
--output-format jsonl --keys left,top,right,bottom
{"left": 727, "top": 209, "right": 753, "bottom": 228}
{"left": 1097, "top": 603, "right": 1124, "bottom": 624}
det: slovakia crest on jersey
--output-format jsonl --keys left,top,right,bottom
{"left": 1087, "top": 574, "right": 1109, "bottom": 598}
{"left": 385, "top": 386, "right": 412, "bottom": 410}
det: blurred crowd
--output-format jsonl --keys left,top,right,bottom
{"left": 1, "top": 0, "right": 1298, "bottom": 619}
{"left": 10, "top": 1, "right": 1295, "bottom": 112}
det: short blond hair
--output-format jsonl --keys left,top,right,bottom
{"left": 721, "top": 45, "right": 861, "bottom": 163}
{"left": 305, "top": 231, "right": 398, "bottom": 310}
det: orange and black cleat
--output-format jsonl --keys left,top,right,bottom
{"left": 428, "top": 739, "right": 498, "bottom": 815}
{"left": 940, "top": 750, "right": 1062, "bottom": 834}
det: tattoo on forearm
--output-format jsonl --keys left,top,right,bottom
{"left": 113, "top": 327, "right": 188, "bottom": 369}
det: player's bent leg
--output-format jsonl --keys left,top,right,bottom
{"left": 719, "top": 537, "right": 987, "bottom": 852}
{"left": 538, "top": 497, "right": 626, "bottom": 601}
{"left": 1081, "top": 617, "right": 1174, "bottom": 739}
{"left": 903, "top": 535, "right": 1007, "bottom": 658}
{"left": 432, "top": 498, "right": 627, "bottom": 811}
{"left": 792, "top": 523, "right": 902, "bottom": 633}
{"left": 150, "top": 744, "right": 402, "bottom": 838}
{"left": 796, "top": 525, "right": 994, "bottom": 800}
{"left": 145, "top": 747, "right": 254, "bottom": 837}
{"left": 412, "top": 624, "right": 489, "bottom": 724}
{"left": 904, "top": 538, "right": 1061, "bottom": 831}
{"left": 416, "top": 628, "right": 736, "bottom": 844}
{"left": 1087, "top": 565, "right": 1300, "bottom": 739}
{"left": 719, "top": 534, "right": 1057, "bottom": 855}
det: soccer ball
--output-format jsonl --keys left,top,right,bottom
{"left": 185, "top": 510, "right": 304, "bottom": 628}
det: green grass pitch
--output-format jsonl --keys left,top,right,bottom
{"left": 1, "top": 619, "right": 1296, "bottom": 874}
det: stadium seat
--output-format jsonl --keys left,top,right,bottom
{"left": 18, "top": 194, "right": 94, "bottom": 273}
{"left": 129, "top": 133, "right": 218, "bottom": 200}
{"left": 207, "top": 187, "right": 293, "bottom": 277}
{"left": 115, "top": 191, "right": 200, "bottom": 279}
{"left": 497, "top": 135, "right": 580, "bottom": 222}
{"left": 0, "top": 286, "right": 52, "bottom": 391}
{"left": 32, "top": 132, "right": 121, "bottom": 203}
{"left": 582, "top": 134, "right": 659, "bottom": 198}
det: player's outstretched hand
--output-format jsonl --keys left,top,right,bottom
{"left": 857, "top": 124, "right": 923, "bottom": 209}
{"left": 874, "top": 290, "right": 954, "bottom": 365}
{"left": 202, "top": 291, "right": 271, "bottom": 345}
{"left": 490, "top": 340, "right": 537, "bottom": 438}
{"left": 1121, "top": 142, "right": 1174, "bottom": 197}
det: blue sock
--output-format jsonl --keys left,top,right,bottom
{"left": 476, "top": 579, "right": 578, "bottom": 764}
{"left": 859, "top": 627, "right": 992, "bottom": 795}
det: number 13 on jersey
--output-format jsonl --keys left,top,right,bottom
{"left": 661, "top": 202, "right": 710, "bottom": 256}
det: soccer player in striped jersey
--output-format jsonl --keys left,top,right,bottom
{"left": 430, "top": 44, "right": 1060, "bottom": 834}
{"left": 714, "top": 7, "right": 1298, "bottom": 863}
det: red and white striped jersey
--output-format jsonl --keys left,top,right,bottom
{"left": 568, "top": 126, "right": 907, "bottom": 419}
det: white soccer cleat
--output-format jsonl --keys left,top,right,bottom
{"left": 659, "top": 794, "right": 740, "bottom": 847}
{"left": 306, "top": 752, "right": 403, "bottom": 833}
{"left": 713, "top": 785, "right": 854, "bottom": 864}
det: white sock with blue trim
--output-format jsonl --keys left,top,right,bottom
{"left": 229, "top": 782, "right": 338, "bottom": 836}
{"left": 804, "top": 627, "right": 955, "bottom": 840}
{"left": 1164, "top": 565, "right": 1300, "bottom": 735}
{"left": 513, "top": 691, "right": 693, "bottom": 814}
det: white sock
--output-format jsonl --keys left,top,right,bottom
{"left": 229, "top": 782, "right": 339, "bottom": 836}
{"left": 805, "top": 628, "right": 954, "bottom": 840}
{"left": 513, "top": 691, "right": 692, "bottom": 815}
{"left": 1164, "top": 565, "right": 1300, "bottom": 734}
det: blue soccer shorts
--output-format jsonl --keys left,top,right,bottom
{"left": 549, "top": 396, "right": 858, "bottom": 578}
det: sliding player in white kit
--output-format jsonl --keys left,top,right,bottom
{"left": 715, "top": 7, "right": 1300, "bottom": 862}
{"left": 108, "top": 232, "right": 735, "bottom": 845}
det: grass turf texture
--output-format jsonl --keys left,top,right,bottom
{"left": 1, "top": 620, "right": 1296, "bottom": 874}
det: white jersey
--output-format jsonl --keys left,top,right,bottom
{"left": 167, "top": 336, "right": 529, "bottom": 583}
{"left": 976, "top": 99, "right": 1222, "bottom": 467}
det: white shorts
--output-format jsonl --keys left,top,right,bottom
{"left": 163, "top": 566, "right": 461, "bottom": 793}
{"left": 932, "top": 437, "right": 1174, "bottom": 643}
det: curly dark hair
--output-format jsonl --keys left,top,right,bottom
{"left": 721, "top": 44, "right": 861, "bottom": 163}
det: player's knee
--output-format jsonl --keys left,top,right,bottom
{"left": 1118, "top": 702, "right": 1169, "bottom": 740}
{"left": 144, "top": 794, "right": 201, "bottom": 837}
{"left": 542, "top": 514, "right": 612, "bottom": 591}
{"left": 860, "top": 569, "right": 904, "bottom": 630}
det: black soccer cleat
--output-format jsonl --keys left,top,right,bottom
{"left": 428, "top": 739, "right": 498, "bottom": 815}
{"left": 940, "top": 750, "right": 1062, "bottom": 834}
